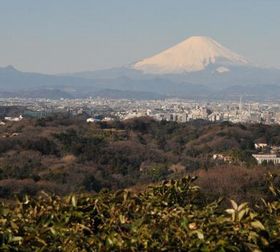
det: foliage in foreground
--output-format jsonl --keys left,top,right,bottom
{"left": 1, "top": 175, "right": 280, "bottom": 251}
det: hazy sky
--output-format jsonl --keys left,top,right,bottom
{"left": 0, "top": 0, "right": 280, "bottom": 74}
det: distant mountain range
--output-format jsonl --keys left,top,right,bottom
{"left": 0, "top": 36, "right": 280, "bottom": 100}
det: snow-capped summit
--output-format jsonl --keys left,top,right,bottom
{"left": 133, "top": 36, "right": 249, "bottom": 74}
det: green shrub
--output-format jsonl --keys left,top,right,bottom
{"left": 1, "top": 175, "right": 280, "bottom": 251}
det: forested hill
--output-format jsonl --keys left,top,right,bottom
{"left": 1, "top": 116, "right": 280, "bottom": 203}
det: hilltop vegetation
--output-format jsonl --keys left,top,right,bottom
{"left": 0, "top": 116, "right": 280, "bottom": 203}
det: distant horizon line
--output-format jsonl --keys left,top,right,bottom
{"left": 0, "top": 34, "right": 279, "bottom": 74}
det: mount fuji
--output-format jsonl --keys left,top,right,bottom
{"left": 133, "top": 36, "right": 249, "bottom": 74}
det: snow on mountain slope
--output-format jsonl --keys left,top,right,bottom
{"left": 133, "top": 36, "right": 249, "bottom": 74}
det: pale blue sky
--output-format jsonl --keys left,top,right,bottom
{"left": 0, "top": 0, "right": 279, "bottom": 73}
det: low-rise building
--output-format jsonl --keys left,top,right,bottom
{"left": 252, "top": 154, "right": 280, "bottom": 165}
{"left": 254, "top": 143, "right": 268, "bottom": 149}
{"left": 213, "top": 153, "right": 232, "bottom": 163}
{"left": 4, "top": 115, "right": 23, "bottom": 122}
{"left": 86, "top": 118, "right": 100, "bottom": 123}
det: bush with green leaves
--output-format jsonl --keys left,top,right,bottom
{"left": 1, "top": 175, "right": 280, "bottom": 251}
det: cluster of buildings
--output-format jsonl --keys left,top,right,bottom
{"left": 1, "top": 97, "right": 280, "bottom": 125}
{"left": 117, "top": 99, "right": 280, "bottom": 125}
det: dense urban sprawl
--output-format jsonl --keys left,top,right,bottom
{"left": 0, "top": 97, "right": 280, "bottom": 125}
